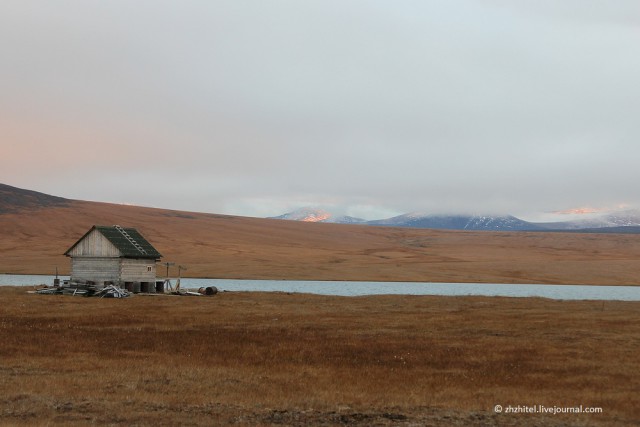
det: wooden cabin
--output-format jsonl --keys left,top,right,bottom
{"left": 64, "top": 225, "right": 162, "bottom": 289}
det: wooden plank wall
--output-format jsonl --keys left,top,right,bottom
{"left": 71, "top": 257, "right": 120, "bottom": 283}
{"left": 67, "top": 229, "right": 120, "bottom": 257}
{"left": 120, "top": 258, "right": 156, "bottom": 282}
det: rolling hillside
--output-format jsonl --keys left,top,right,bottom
{"left": 2, "top": 183, "right": 640, "bottom": 285}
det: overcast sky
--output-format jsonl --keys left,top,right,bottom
{"left": 2, "top": 1, "right": 639, "bottom": 220}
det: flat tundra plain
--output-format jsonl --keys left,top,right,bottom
{"left": 1, "top": 287, "right": 638, "bottom": 426}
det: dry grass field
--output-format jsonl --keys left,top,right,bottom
{"left": 2, "top": 198, "right": 640, "bottom": 285}
{"left": 1, "top": 286, "right": 638, "bottom": 426}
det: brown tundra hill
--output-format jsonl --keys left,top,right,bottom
{"left": 1, "top": 183, "right": 640, "bottom": 284}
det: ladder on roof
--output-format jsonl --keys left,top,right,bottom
{"left": 114, "top": 225, "right": 148, "bottom": 255}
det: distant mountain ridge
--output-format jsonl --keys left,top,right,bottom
{"left": 537, "top": 211, "right": 640, "bottom": 230}
{"left": 366, "top": 213, "right": 543, "bottom": 231}
{"left": 269, "top": 207, "right": 366, "bottom": 224}
{"left": 271, "top": 207, "right": 640, "bottom": 233}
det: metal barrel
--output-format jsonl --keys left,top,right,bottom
{"left": 146, "top": 281, "right": 156, "bottom": 293}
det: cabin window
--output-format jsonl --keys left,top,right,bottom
{"left": 147, "top": 266, "right": 152, "bottom": 272}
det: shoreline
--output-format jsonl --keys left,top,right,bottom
{"left": 3, "top": 278, "right": 640, "bottom": 302}
{"left": 2, "top": 273, "right": 640, "bottom": 286}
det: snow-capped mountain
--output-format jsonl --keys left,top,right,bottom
{"left": 537, "top": 209, "right": 640, "bottom": 230}
{"left": 327, "top": 215, "right": 368, "bottom": 224}
{"left": 368, "top": 213, "right": 543, "bottom": 231}
{"left": 270, "top": 207, "right": 332, "bottom": 222}
{"left": 269, "top": 207, "right": 366, "bottom": 224}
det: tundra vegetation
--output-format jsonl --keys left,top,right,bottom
{"left": 0, "top": 287, "right": 637, "bottom": 426}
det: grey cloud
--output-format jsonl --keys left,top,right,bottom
{"left": 1, "top": 1, "right": 639, "bottom": 219}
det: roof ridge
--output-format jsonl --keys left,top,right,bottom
{"left": 64, "top": 225, "right": 162, "bottom": 259}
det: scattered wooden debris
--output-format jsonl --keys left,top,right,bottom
{"left": 167, "top": 286, "right": 218, "bottom": 297}
{"left": 34, "top": 283, "right": 130, "bottom": 298}
{"left": 36, "top": 287, "right": 62, "bottom": 295}
{"left": 62, "top": 287, "right": 89, "bottom": 296}
{"left": 167, "top": 289, "right": 201, "bottom": 296}
{"left": 95, "top": 285, "right": 130, "bottom": 298}
{"left": 33, "top": 283, "right": 219, "bottom": 298}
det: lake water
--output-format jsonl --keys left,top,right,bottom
{"left": 2, "top": 274, "right": 639, "bottom": 301}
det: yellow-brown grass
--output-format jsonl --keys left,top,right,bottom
{"left": 2, "top": 200, "right": 640, "bottom": 284}
{"left": 1, "top": 287, "right": 638, "bottom": 426}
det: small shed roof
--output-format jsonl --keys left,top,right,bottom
{"left": 65, "top": 225, "right": 162, "bottom": 259}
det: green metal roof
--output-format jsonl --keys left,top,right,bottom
{"left": 65, "top": 225, "right": 162, "bottom": 259}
